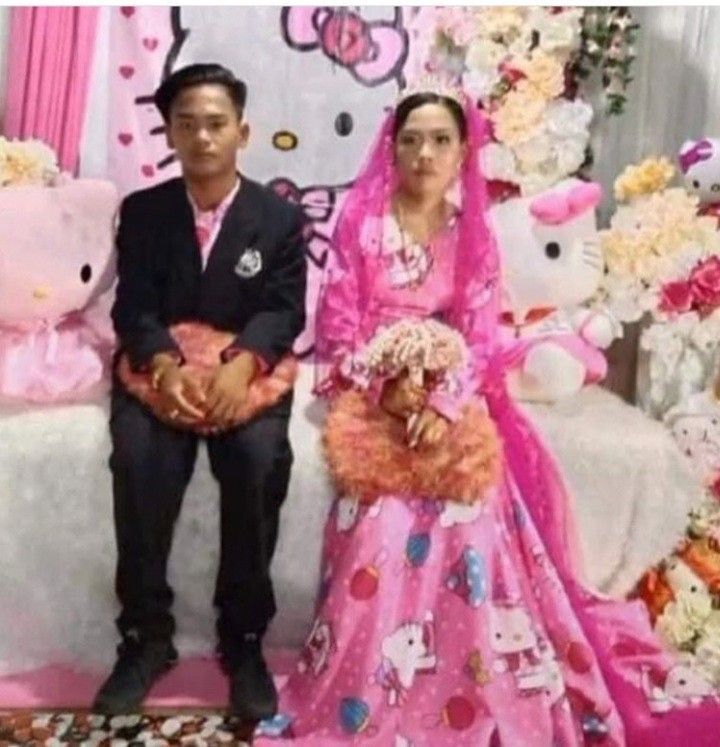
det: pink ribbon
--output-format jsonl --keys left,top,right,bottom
{"left": 679, "top": 139, "right": 713, "bottom": 175}
{"left": 530, "top": 182, "right": 603, "bottom": 226}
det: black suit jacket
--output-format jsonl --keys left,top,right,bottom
{"left": 111, "top": 175, "right": 307, "bottom": 371}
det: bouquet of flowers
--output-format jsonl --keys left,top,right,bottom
{"left": 324, "top": 319, "right": 501, "bottom": 505}
{"left": 420, "top": 7, "right": 637, "bottom": 197}
{"left": 360, "top": 318, "right": 468, "bottom": 389}
{"left": 0, "top": 137, "right": 59, "bottom": 187}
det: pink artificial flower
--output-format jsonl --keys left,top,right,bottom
{"left": 710, "top": 474, "right": 720, "bottom": 501}
{"left": 499, "top": 61, "right": 526, "bottom": 86}
{"left": 658, "top": 280, "right": 693, "bottom": 314}
{"left": 690, "top": 256, "right": 720, "bottom": 309}
{"left": 434, "top": 8, "right": 477, "bottom": 47}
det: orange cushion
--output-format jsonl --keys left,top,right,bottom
{"left": 116, "top": 322, "right": 298, "bottom": 434}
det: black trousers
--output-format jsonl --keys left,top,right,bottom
{"left": 108, "top": 385, "right": 293, "bottom": 654}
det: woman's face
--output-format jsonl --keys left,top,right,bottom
{"left": 394, "top": 103, "right": 465, "bottom": 201}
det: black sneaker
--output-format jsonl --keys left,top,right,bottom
{"left": 92, "top": 636, "right": 178, "bottom": 715}
{"left": 226, "top": 636, "right": 278, "bottom": 721}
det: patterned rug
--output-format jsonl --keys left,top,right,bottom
{"left": 0, "top": 711, "right": 254, "bottom": 746}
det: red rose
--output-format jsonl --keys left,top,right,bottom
{"left": 659, "top": 280, "right": 693, "bottom": 313}
{"left": 690, "top": 256, "right": 720, "bottom": 309}
{"left": 710, "top": 474, "right": 720, "bottom": 500}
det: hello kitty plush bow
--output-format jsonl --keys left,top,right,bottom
{"left": 679, "top": 139, "right": 713, "bottom": 174}
{"left": 281, "top": 7, "right": 407, "bottom": 86}
{"left": 529, "top": 182, "right": 603, "bottom": 226}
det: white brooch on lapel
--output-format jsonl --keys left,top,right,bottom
{"left": 235, "top": 248, "right": 262, "bottom": 278}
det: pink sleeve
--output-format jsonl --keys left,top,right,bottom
{"left": 427, "top": 366, "right": 473, "bottom": 422}
{"left": 428, "top": 387, "right": 465, "bottom": 422}
{"left": 314, "top": 216, "right": 366, "bottom": 397}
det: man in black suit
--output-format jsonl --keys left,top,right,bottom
{"left": 94, "top": 63, "right": 307, "bottom": 719}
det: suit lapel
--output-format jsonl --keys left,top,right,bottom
{"left": 204, "top": 177, "right": 261, "bottom": 277}
{"left": 170, "top": 181, "right": 203, "bottom": 276}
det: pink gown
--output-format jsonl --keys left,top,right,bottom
{"left": 256, "top": 217, "right": 627, "bottom": 746}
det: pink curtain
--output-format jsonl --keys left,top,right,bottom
{"left": 3, "top": 6, "right": 99, "bottom": 173}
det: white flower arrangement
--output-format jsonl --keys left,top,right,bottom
{"left": 600, "top": 160, "right": 720, "bottom": 417}
{"left": 656, "top": 589, "right": 714, "bottom": 651}
{"left": 482, "top": 98, "right": 593, "bottom": 196}
{"left": 599, "top": 159, "right": 720, "bottom": 325}
{"left": 424, "top": 7, "right": 631, "bottom": 197}
{"left": 0, "top": 137, "right": 59, "bottom": 187}
{"left": 639, "top": 311, "right": 720, "bottom": 417}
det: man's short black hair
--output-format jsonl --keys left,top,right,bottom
{"left": 154, "top": 63, "right": 247, "bottom": 122}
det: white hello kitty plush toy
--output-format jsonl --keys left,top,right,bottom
{"left": 490, "top": 179, "right": 622, "bottom": 402}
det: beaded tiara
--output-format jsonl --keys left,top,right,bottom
{"left": 397, "top": 73, "right": 465, "bottom": 106}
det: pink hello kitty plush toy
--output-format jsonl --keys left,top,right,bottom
{"left": 490, "top": 179, "right": 622, "bottom": 402}
{"left": 0, "top": 179, "right": 119, "bottom": 402}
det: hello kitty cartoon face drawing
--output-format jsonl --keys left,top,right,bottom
{"left": 490, "top": 605, "right": 537, "bottom": 656}
{"left": 158, "top": 7, "right": 407, "bottom": 187}
{"left": 641, "top": 662, "right": 715, "bottom": 713}
{"left": 373, "top": 612, "right": 437, "bottom": 706}
{"left": 490, "top": 605, "right": 549, "bottom": 694}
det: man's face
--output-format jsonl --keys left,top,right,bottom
{"left": 166, "top": 83, "right": 249, "bottom": 179}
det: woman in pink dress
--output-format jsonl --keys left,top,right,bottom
{"left": 255, "top": 88, "right": 720, "bottom": 746}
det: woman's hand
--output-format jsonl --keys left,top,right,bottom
{"left": 407, "top": 407, "right": 450, "bottom": 449}
{"left": 380, "top": 374, "right": 426, "bottom": 419}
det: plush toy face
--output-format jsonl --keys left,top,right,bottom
{"left": 679, "top": 138, "right": 720, "bottom": 205}
{"left": 490, "top": 178, "right": 603, "bottom": 313}
{"left": 0, "top": 180, "right": 118, "bottom": 325}
{"left": 665, "top": 391, "right": 720, "bottom": 481}
{"left": 669, "top": 413, "right": 720, "bottom": 478}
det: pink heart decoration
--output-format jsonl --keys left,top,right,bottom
{"left": 141, "top": 164, "right": 155, "bottom": 178}
{"left": 120, "top": 7, "right": 135, "bottom": 18}
{"left": 142, "top": 37, "right": 159, "bottom": 51}
{"left": 119, "top": 65, "right": 135, "bottom": 80}
{"left": 118, "top": 132, "right": 133, "bottom": 146}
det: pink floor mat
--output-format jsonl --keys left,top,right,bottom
{"left": 0, "top": 650, "right": 295, "bottom": 709}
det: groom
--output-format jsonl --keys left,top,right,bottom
{"left": 94, "top": 63, "right": 307, "bottom": 718}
